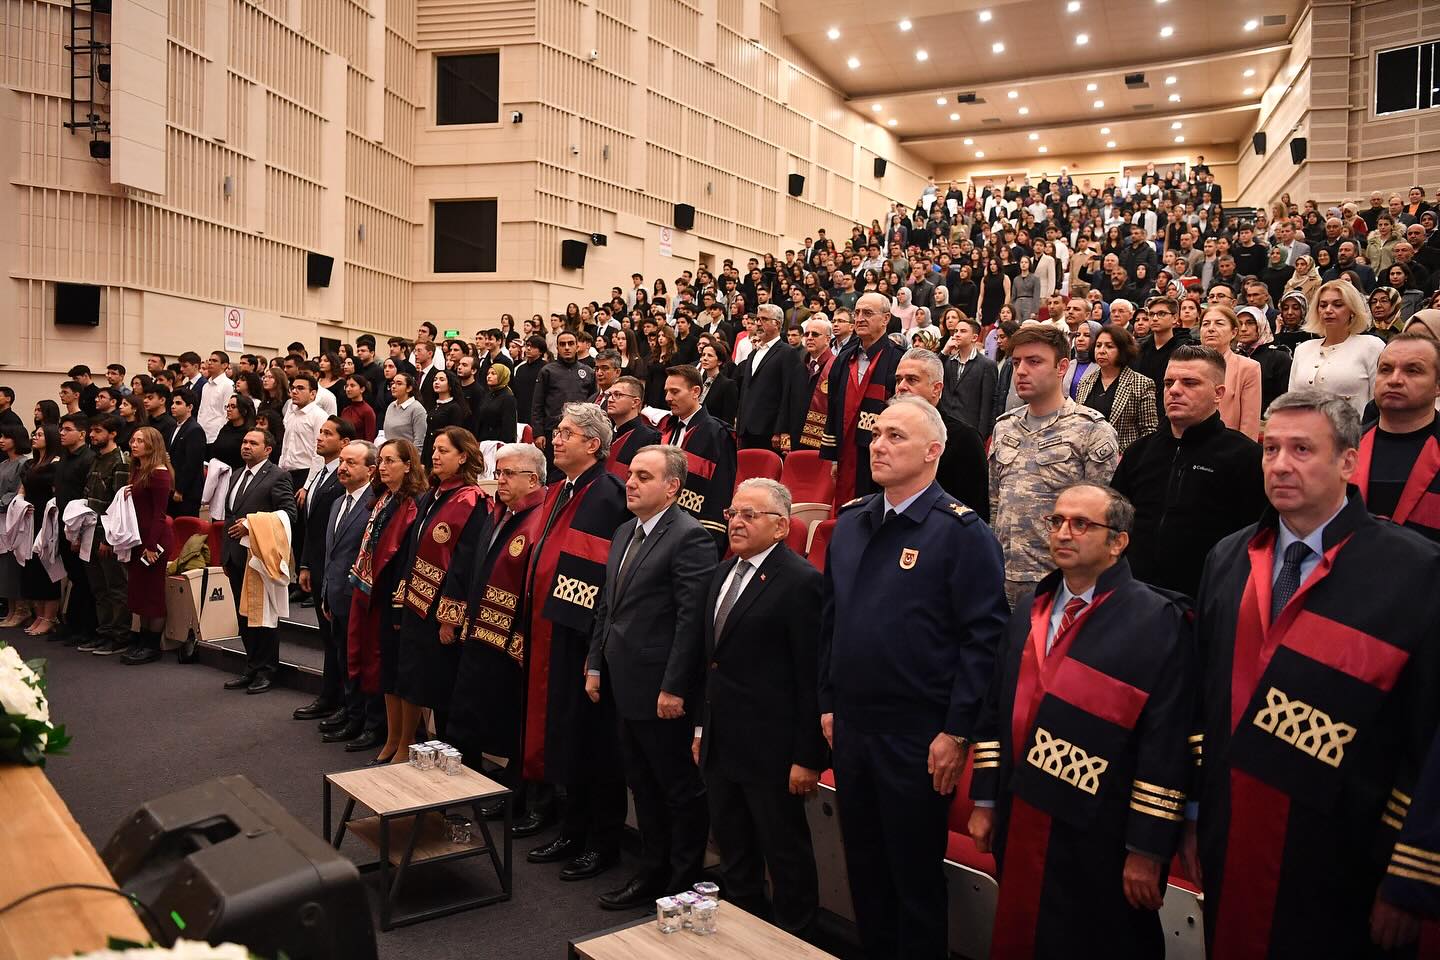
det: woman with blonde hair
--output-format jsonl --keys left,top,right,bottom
{"left": 1287, "top": 279, "right": 1384, "bottom": 416}
{"left": 119, "top": 426, "right": 175, "bottom": 664}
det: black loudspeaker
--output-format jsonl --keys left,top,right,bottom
{"left": 1252, "top": 132, "right": 1267, "bottom": 155}
{"left": 306, "top": 252, "right": 334, "bottom": 287}
{"left": 55, "top": 282, "right": 101, "bottom": 326}
{"left": 874, "top": 157, "right": 887, "bottom": 178}
{"left": 589, "top": 232, "right": 607, "bottom": 246}
{"left": 561, "top": 238, "right": 588, "bottom": 269}
{"left": 788, "top": 173, "right": 805, "bottom": 196}
{"left": 88, "top": 140, "right": 110, "bottom": 159}
{"left": 102, "top": 775, "right": 377, "bottom": 960}
{"left": 673, "top": 203, "right": 695, "bottom": 231}
{"left": 1124, "top": 72, "right": 1146, "bottom": 87}
{"left": 1290, "top": 137, "right": 1307, "bottom": 164}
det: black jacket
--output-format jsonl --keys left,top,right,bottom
{"left": 473, "top": 387, "right": 517, "bottom": 443}
{"left": 167, "top": 418, "right": 206, "bottom": 517}
{"left": 938, "top": 412, "right": 990, "bottom": 523}
{"left": 1242, "top": 341, "right": 1293, "bottom": 412}
{"left": 531, "top": 359, "right": 594, "bottom": 436}
{"left": 700, "top": 373, "right": 738, "bottom": 429}
{"left": 734, "top": 340, "right": 806, "bottom": 443}
{"left": 1109, "top": 412, "right": 1266, "bottom": 599}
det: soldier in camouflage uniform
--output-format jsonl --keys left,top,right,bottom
{"left": 988, "top": 325, "right": 1118, "bottom": 608}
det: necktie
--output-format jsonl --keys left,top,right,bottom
{"left": 1271, "top": 541, "right": 1312, "bottom": 620}
{"left": 713, "top": 559, "right": 751, "bottom": 637}
{"left": 488, "top": 509, "right": 512, "bottom": 551}
{"left": 669, "top": 418, "right": 685, "bottom": 445}
{"left": 307, "top": 465, "right": 329, "bottom": 503}
{"left": 540, "top": 481, "right": 573, "bottom": 543}
{"left": 334, "top": 492, "right": 352, "bottom": 533}
{"left": 1049, "top": 596, "right": 1087, "bottom": 654}
{"left": 229, "top": 468, "right": 253, "bottom": 513}
{"left": 615, "top": 524, "right": 648, "bottom": 596}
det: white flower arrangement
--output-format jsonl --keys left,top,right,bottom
{"left": 73, "top": 939, "right": 254, "bottom": 959}
{"left": 0, "top": 639, "right": 68, "bottom": 765}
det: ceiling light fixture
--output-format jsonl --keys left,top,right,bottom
{"left": 1086, "top": 82, "right": 1098, "bottom": 91}
{"left": 1165, "top": 75, "right": 1177, "bottom": 85}
{"left": 992, "top": 41, "right": 1005, "bottom": 53}
{"left": 898, "top": 18, "right": 912, "bottom": 30}
{"left": 847, "top": 56, "right": 860, "bottom": 69}
{"left": 963, "top": 137, "right": 974, "bottom": 144}
{"left": 1018, "top": 106, "right": 1029, "bottom": 115}
{"left": 1171, "top": 121, "right": 1182, "bottom": 129}
{"left": 1243, "top": 86, "right": 1255, "bottom": 96}
{"left": 1067, "top": 0, "right": 1081, "bottom": 11}
{"left": 950, "top": 112, "right": 960, "bottom": 121}
{"left": 1075, "top": 33, "right": 1088, "bottom": 44}
{"left": 1243, "top": 68, "right": 1256, "bottom": 78}
{"left": 1008, "top": 90, "right": 1019, "bottom": 99}
{"left": 1174, "top": 135, "right": 1185, "bottom": 142}
{"left": 975, "top": 150, "right": 985, "bottom": 158}
{"left": 826, "top": 26, "right": 840, "bottom": 40}
{"left": 1100, "top": 126, "right": 1111, "bottom": 134}
{"left": 1093, "top": 99, "right": 1104, "bottom": 108}
{"left": 978, "top": 9, "right": 991, "bottom": 21}
{"left": 872, "top": 103, "right": 882, "bottom": 111}
{"left": 887, "top": 118, "right": 898, "bottom": 126}
{"left": 936, "top": 97, "right": 947, "bottom": 105}
{"left": 1243, "top": 18, "right": 1259, "bottom": 30}
{"left": 915, "top": 49, "right": 928, "bottom": 60}
{"left": 1168, "top": 93, "right": 1181, "bottom": 102}
{"left": 1158, "top": 25, "right": 1173, "bottom": 37}
{"left": 1028, "top": 132, "right": 1039, "bottom": 140}
{"left": 1038, "top": 146, "right": 1048, "bottom": 153}
{"left": 1106, "top": 140, "right": 1117, "bottom": 147}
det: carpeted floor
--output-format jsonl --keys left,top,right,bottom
{"left": 8, "top": 626, "right": 651, "bottom": 960}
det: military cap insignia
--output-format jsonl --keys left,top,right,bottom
{"left": 843, "top": 497, "right": 864, "bottom": 508}
{"left": 508, "top": 534, "right": 526, "bottom": 557}
{"left": 433, "top": 522, "right": 452, "bottom": 544}
{"left": 899, "top": 548, "right": 919, "bottom": 570}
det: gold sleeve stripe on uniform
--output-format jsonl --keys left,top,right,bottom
{"left": 1131, "top": 792, "right": 1184, "bottom": 812}
{"left": 1187, "top": 734, "right": 1203, "bottom": 743}
{"left": 974, "top": 740, "right": 1002, "bottom": 750}
{"left": 1387, "top": 799, "right": 1408, "bottom": 818}
{"left": 1388, "top": 865, "right": 1440, "bottom": 887}
{"left": 1133, "top": 780, "right": 1185, "bottom": 800}
{"left": 1392, "top": 788, "right": 1413, "bottom": 805}
{"left": 1382, "top": 814, "right": 1404, "bottom": 830}
{"left": 973, "top": 760, "right": 1000, "bottom": 770}
{"left": 1130, "top": 800, "right": 1183, "bottom": 821}
{"left": 1390, "top": 854, "right": 1440, "bottom": 878}
{"left": 1395, "top": 843, "right": 1440, "bottom": 865}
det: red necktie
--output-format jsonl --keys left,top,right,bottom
{"left": 1050, "top": 596, "right": 1087, "bottom": 655}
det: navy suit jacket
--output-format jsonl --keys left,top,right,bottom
{"left": 321, "top": 486, "right": 375, "bottom": 616}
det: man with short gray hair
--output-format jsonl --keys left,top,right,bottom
{"left": 735, "top": 303, "right": 807, "bottom": 453}
{"left": 797, "top": 317, "right": 836, "bottom": 451}
{"left": 1188, "top": 388, "right": 1440, "bottom": 957}
{"left": 822, "top": 291, "right": 904, "bottom": 505}
{"left": 894, "top": 348, "right": 988, "bottom": 521}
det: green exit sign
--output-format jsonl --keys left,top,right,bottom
{"left": 443, "top": 329, "right": 460, "bottom": 338}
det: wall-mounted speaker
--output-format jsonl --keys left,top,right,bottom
{"left": 873, "top": 157, "right": 887, "bottom": 178}
{"left": 561, "top": 239, "right": 588, "bottom": 269}
{"left": 306, "top": 252, "right": 334, "bottom": 288}
{"left": 589, "top": 232, "right": 607, "bottom": 246}
{"left": 55, "top": 282, "right": 101, "bottom": 326}
{"left": 673, "top": 203, "right": 695, "bottom": 231}
{"left": 1124, "top": 72, "right": 1146, "bottom": 87}
{"left": 788, "top": 173, "right": 805, "bottom": 197}
{"left": 1252, "top": 132, "right": 1267, "bottom": 155}
{"left": 1290, "top": 137, "right": 1307, "bottom": 165}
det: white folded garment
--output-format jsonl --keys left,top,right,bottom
{"left": 33, "top": 499, "right": 65, "bottom": 583}
{"left": 202, "top": 459, "right": 233, "bottom": 523}
{"left": 61, "top": 500, "right": 97, "bottom": 558}
{"left": 103, "top": 486, "right": 142, "bottom": 562}
{"left": 2, "top": 496, "right": 33, "bottom": 560}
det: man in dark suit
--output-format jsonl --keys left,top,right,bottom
{"left": 221, "top": 428, "right": 297, "bottom": 694}
{"left": 940, "top": 316, "right": 999, "bottom": 441}
{"left": 695, "top": 478, "right": 826, "bottom": 936}
{"left": 166, "top": 387, "right": 205, "bottom": 517}
{"left": 734, "top": 304, "right": 807, "bottom": 452}
{"left": 415, "top": 341, "right": 441, "bottom": 411}
{"left": 293, "top": 418, "right": 352, "bottom": 720}
{"left": 587, "top": 444, "right": 717, "bottom": 910}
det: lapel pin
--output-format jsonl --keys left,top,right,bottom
{"left": 759, "top": 573, "right": 767, "bottom": 582}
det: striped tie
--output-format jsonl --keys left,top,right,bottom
{"left": 1048, "top": 596, "right": 1088, "bottom": 655}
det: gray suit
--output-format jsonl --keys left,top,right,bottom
{"left": 323, "top": 485, "right": 378, "bottom": 726}
{"left": 588, "top": 503, "right": 716, "bottom": 890}
{"left": 222, "top": 460, "right": 297, "bottom": 676}
{"left": 941, "top": 351, "right": 999, "bottom": 440}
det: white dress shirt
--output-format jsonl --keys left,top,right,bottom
{"left": 195, "top": 372, "right": 234, "bottom": 443}
{"left": 280, "top": 402, "right": 327, "bottom": 472}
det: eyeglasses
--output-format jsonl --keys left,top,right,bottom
{"left": 722, "top": 507, "right": 785, "bottom": 522}
{"left": 1042, "top": 514, "right": 1116, "bottom": 535}
{"left": 494, "top": 468, "right": 537, "bottom": 479}
{"left": 553, "top": 427, "right": 590, "bottom": 442}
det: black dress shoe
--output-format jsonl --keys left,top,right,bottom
{"left": 224, "top": 672, "right": 257, "bottom": 690}
{"left": 120, "top": 646, "right": 162, "bottom": 665}
{"left": 598, "top": 875, "right": 663, "bottom": 911}
{"left": 321, "top": 719, "right": 364, "bottom": 743}
{"left": 345, "top": 729, "right": 385, "bottom": 752}
{"left": 245, "top": 674, "right": 273, "bottom": 694}
{"left": 319, "top": 713, "right": 352, "bottom": 732}
{"left": 560, "top": 850, "right": 618, "bottom": 881}
{"left": 512, "top": 809, "right": 555, "bottom": 838}
{"left": 293, "top": 698, "right": 339, "bottom": 720}
{"left": 477, "top": 798, "right": 506, "bottom": 821}
{"left": 527, "top": 836, "right": 581, "bottom": 864}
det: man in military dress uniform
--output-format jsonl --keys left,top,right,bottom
{"left": 819, "top": 396, "right": 1009, "bottom": 959}
{"left": 989, "top": 325, "right": 1119, "bottom": 608}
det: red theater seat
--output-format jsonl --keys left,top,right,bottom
{"left": 785, "top": 516, "right": 810, "bottom": 555}
{"left": 172, "top": 516, "right": 222, "bottom": 565}
{"left": 945, "top": 754, "right": 997, "bottom": 876}
{"left": 807, "top": 519, "right": 836, "bottom": 571}
{"left": 735, "top": 448, "right": 783, "bottom": 488}
{"left": 779, "top": 450, "right": 834, "bottom": 506}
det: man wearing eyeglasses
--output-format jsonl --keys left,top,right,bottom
{"left": 821, "top": 292, "right": 904, "bottom": 506}
{"left": 968, "top": 482, "right": 1193, "bottom": 959}
{"left": 1134, "top": 297, "right": 1192, "bottom": 418}
{"left": 603, "top": 375, "right": 659, "bottom": 481}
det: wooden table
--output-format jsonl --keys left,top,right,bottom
{"left": 323, "top": 760, "right": 512, "bottom": 930}
{"left": 568, "top": 904, "right": 838, "bottom": 959}
{"left": 0, "top": 763, "right": 150, "bottom": 960}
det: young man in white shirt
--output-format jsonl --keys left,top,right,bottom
{"left": 196, "top": 350, "right": 235, "bottom": 443}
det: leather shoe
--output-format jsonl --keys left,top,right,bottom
{"left": 512, "top": 809, "right": 555, "bottom": 838}
{"left": 293, "top": 698, "right": 338, "bottom": 720}
{"left": 560, "top": 850, "right": 617, "bottom": 881}
{"left": 319, "top": 713, "right": 351, "bottom": 732}
{"left": 245, "top": 674, "right": 273, "bottom": 695}
{"left": 477, "top": 798, "right": 506, "bottom": 821}
{"left": 598, "top": 875, "right": 663, "bottom": 911}
{"left": 527, "top": 836, "right": 581, "bottom": 864}
{"left": 120, "top": 646, "right": 162, "bottom": 665}
{"left": 224, "top": 672, "right": 257, "bottom": 690}
{"left": 345, "top": 730, "right": 385, "bottom": 752}
{"left": 321, "top": 719, "right": 364, "bottom": 743}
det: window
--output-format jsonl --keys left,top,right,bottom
{"left": 436, "top": 53, "right": 500, "bottom": 125}
{"left": 433, "top": 200, "right": 497, "bottom": 273}
{"left": 1375, "top": 40, "right": 1439, "bottom": 116}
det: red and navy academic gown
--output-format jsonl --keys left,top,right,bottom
{"left": 1192, "top": 491, "right": 1440, "bottom": 958}
{"left": 971, "top": 559, "right": 1193, "bottom": 959}
{"left": 1355, "top": 417, "right": 1440, "bottom": 544}
{"left": 1379, "top": 727, "right": 1440, "bottom": 954}
{"left": 659, "top": 405, "right": 735, "bottom": 554}
{"left": 346, "top": 490, "right": 418, "bottom": 695}
{"left": 523, "top": 461, "right": 630, "bottom": 784}
{"left": 820, "top": 336, "right": 902, "bottom": 506}
{"left": 797, "top": 350, "right": 835, "bottom": 452}
{"left": 604, "top": 417, "right": 660, "bottom": 482}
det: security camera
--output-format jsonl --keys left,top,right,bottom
{"left": 588, "top": 49, "right": 599, "bottom": 61}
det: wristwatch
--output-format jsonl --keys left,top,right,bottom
{"left": 949, "top": 734, "right": 969, "bottom": 750}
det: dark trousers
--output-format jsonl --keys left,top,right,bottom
{"left": 619, "top": 716, "right": 710, "bottom": 890}
{"left": 559, "top": 780, "right": 627, "bottom": 858}
{"left": 84, "top": 550, "right": 130, "bottom": 643}
{"left": 59, "top": 540, "right": 96, "bottom": 637}
{"left": 289, "top": 470, "right": 310, "bottom": 568}
{"left": 329, "top": 610, "right": 384, "bottom": 732}
{"left": 832, "top": 719, "right": 950, "bottom": 960}
{"left": 706, "top": 770, "right": 819, "bottom": 935}
{"left": 227, "top": 563, "right": 278, "bottom": 676}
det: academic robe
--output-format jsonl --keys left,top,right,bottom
{"left": 820, "top": 336, "right": 902, "bottom": 505}
{"left": 1355, "top": 418, "right": 1440, "bottom": 544}
{"left": 524, "top": 461, "right": 630, "bottom": 783}
{"left": 659, "top": 405, "right": 735, "bottom": 554}
{"left": 797, "top": 350, "right": 836, "bottom": 451}
{"left": 1379, "top": 728, "right": 1440, "bottom": 954}
{"left": 971, "top": 559, "right": 1193, "bottom": 959}
{"left": 605, "top": 417, "right": 660, "bottom": 482}
{"left": 346, "top": 490, "right": 418, "bottom": 695}
{"left": 1193, "top": 491, "right": 1440, "bottom": 958}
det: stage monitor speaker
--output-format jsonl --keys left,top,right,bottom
{"left": 1290, "top": 137, "right": 1307, "bottom": 164}
{"left": 561, "top": 238, "right": 588, "bottom": 269}
{"left": 55, "top": 282, "right": 101, "bottom": 326}
{"left": 673, "top": 203, "right": 695, "bottom": 231}
{"left": 306, "top": 252, "right": 334, "bottom": 288}
{"left": 873, "top": 157, "right": 887, "bottom": 178}
{"left": 788, "top": 173, "right": 805, "bottom": 197}
{"left": 102, "top": 774, "right": 377, "bottom": 960}
{"left": 1253, "top": 132, "right": 1267, "bottom": 155}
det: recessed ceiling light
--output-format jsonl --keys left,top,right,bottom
{"left": 1165, "top": 75, "right": 1177, "bottom": 85}
{"left": 1075, "top": 33, "right": 1088, "bottom": 45}
{"left": 1067, "top": 0, "right": 1081, "bottom": 11}
{"left": 963, "top": 137, "right": 974, "bottom": 144}
{"left": 1243, "top": 87, "right": 1255, "bottom": 96}
{"left": 1174, "top": 135, "right": 1185, "bottom": 142}
{"left": 872, "top": 103, "right": 883, "bottom": 112}
{"left": 1171, "top": 121, "right": 1183, "bottom": 129}
{"left": 1100, "top": 126, "right": 1111, "bottom": 134}
{"left": 1038, "top": 146, "right": 1048, "bottom": 153}
{"left": 978, "top": 9, "right": 992, "bottom": 21}
{"left": 992, "top": 41, "right": 1005, "bottom": 53}
{"left": 1168, "top": 93, "right": 1181, "bottom": 102}
{"left": 1155, "top": 0, "right": 1167, "bottom": 3}
{"left": 1086, "top": 82, "right": 1098, "bottom": 92}
{"left": 1106, "top": 140, "right": 1117, "bottom": 148}
{"left": 826, "top": 26, "right": 840, "bottom": 40}
{"left": 1159, "top": 25, "right": 1173, "bottom": 37}
{"left": 950, "top": 112, "right": 960, "bottom": 121}
{"left": 847, "top": 56, "right": 860, "bottom": 69}
{"left": 1028, "top": 132, "right": 1039, "bottom": 140}
{"left": 1008, "top": 90, "right": 1019, "bottom": 99}
{"left": 1243, "top": 18, "right": 1258, "bottom": 30}
{"left": 1018, "top": 106, "right": 1029, "bottom": 115}
{"left": 887, "top": 118, "right": 898, "bottom": 127}
{"left": 936, "top": 97, "right": 947, "bottom": 105}
{"left": 975, "top": 150, "right": 985, "bottom": 158}
{"left": 1243, "top": 68, "right": 1256, "bottom": 78}
{"left": 1093, "top": 99, "right": 1105, "bottom": 108}
{"left": 915, "top": 49, "right": 928, "bottom": 61}
{"left": 898, "top": 18, "right": 912, "bottom": 30}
